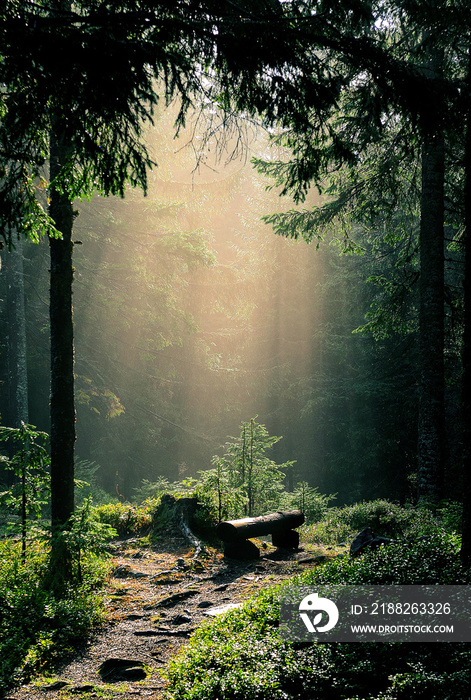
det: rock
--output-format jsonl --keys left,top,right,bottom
{"left": 197, "top": 600, "right": 213, "bottom": 608}
{"left": 204, "top": 602, "right": 244, "bottom": 616}
{"left": 151, "top": 576, "right": 180, "bottom": 585}
{"left": 156, "top": 590, "right": 198, "bottom": 607}
{"left": 154, "top": 627, "right": 196, "bottom": 636}
{"left": 115, "top": 667, "right": 148, "bottom": 681}
{"left": 112, "top": 564, "right": 133, "bottom": 578}
{"left": 99, "top": 658, "right": 147, "bottom": 681}
{"left": 41, "top": 680, "right": 70, "bottom": 690}
{"left": 71, "top": 684, "right": 95, "bottom": 693}
{"left": 126, "top": 613, "right": 145, "bottom": 620}
{"left": 112, "top": 564, "right": 148, "bottom": 579}
{"left": 173, "top": 613, "right": 191, "bottom": 625}
{"left": 134, "top": 629, "right": 161, "bottom": 637}
{"left": 213, "top": 583, "right": 229, "bottom": 591}
{"left": 296, "top": 556, "right": 318, "bottom": 564}
{"left": 350, "top": 528, "right": 395, "bottom": 556}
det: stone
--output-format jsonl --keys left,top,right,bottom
{"left": 152, "top": 576, "right": 180, "bottom": 585}
{"left": 156, "top": 590, "right": 198, "bottom": 607}
{"left": 173, "top": 614, "right": 191, "bottom": 625}
{"left": 297, "top": 556, "right": 318, "bottom": 564}
{"left": 134, "top": 629, "right": 161, "bottom": 637}
{"left": 154, "top": 626, "right": 196, "bottom": 636}
{"left": 41, "top": 680, "right": 70, "bottom": 690}
{"left": 98, "top": 658, "right": 147, "bottom": 681}
{"left": 204, "top": 602, "right": 244, "bottom": 616}
{"left": 112, "top": 564, "right": 133, "bottom": 578}
{"left": 350, "top": 528, "right": 395, "bottom": 556}
{"left": 197, "top": 600, "right": 213, "bottom": 608}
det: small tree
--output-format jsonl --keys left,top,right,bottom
{"left": 205, "top": 418, "right": 294, "bottom": 519}
{"left": 0, "top": 423, "right": 50, "bottom": 561}
{"left": 284, "top": 481, "right": 335, "bottom": 523}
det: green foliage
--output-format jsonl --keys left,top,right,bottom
{"left": 301, "top": 499, "right": 457, "bottom": 546}
{"left": 0, "top": 423, "right": 50, "bottom": 556}
{"left": 93, "top": 500, "right": 155, "bottom": 535}
{"left": 133, "top": 477, "right": 200, "bottom": 504}
{"left": 63, "top": 497, "right": 117, "bottom": 583}
{"left": 303, "top": 532, "right": 466, "bottom": 586}
{"left": 198, "top": 418, "right": 295, "bottom": 520}
{"left": 166, "top": 501, "right": 471, "bottom": 700}
{"left": 281, "top": 481, "right": 335, "bottom": 523}
{"left": 0, "top": 539, "right": 109, "bottom": 694}
{"left": 75, "top": 460, "right": 113, "bottom": 506}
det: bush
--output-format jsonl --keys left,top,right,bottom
{"left": 165, "top": 514, "right": 471, "bottom": 700}
{"left": 93, "top": 500, "right": 155, "bottom": 535}
{"left": 0, "top": 539, "right": 109, "bottom": 693}
{"left": 301, "top": 499, "right": 457, "bottom": 546}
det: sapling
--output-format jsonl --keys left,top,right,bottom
{"left": 0, "top": 422, "right": 50, "bottom": 560}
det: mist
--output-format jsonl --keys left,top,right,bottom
{"left": 1, "top": 106, "right": 417, "bottom": 506}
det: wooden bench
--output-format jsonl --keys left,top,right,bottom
{"left": 216, "top": 510, "right": 305, "bottom": 560}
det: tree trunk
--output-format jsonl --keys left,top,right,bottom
{"left": 1, "top": 238, "right": 29, "bottom": 484}
{"left": 48, "top": 126, "right": 75, "bottom": 584}
{"left": 460, "top": 64, "right": 471, "bottom": 567}
{"left": 417, "top": 129, "right": 445, "bottom": 502}
{"left": 5, "top": 236, "right": 29, "bottom": 425}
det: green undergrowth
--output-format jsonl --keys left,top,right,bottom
{"left": 301, "top": 499, "right": 462, "bottom": 546}
{"left": 0, "top": 538, "right": 110, "bottom": 694}
{"left": 165, "top": 512, "right": 471, "bottom": 700}
{"left": 94, "top": 500, "right": 156, "bottom": 536}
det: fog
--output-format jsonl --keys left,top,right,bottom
{"left": 1, "top": 106, "right": 398, "bottom": 505}
{"left": 68, "top": 109, "right": 333, "bottom": 500}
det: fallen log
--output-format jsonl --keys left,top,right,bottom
{"left": 217, "top": 510, "right": 304, "bottom": 543}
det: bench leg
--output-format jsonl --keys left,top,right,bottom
{"left": 272, "top": 529, "right": 299, "bottom": 550}
{"left": 223, "top": 539, "right": 260, "bottom": 560}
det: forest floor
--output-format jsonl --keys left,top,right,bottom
{"left": 6, "top": 535, "right": 344, "bottom": 700}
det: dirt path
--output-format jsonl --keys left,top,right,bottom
{"left": 6, "top": 537, "right": 329, "bottom": 700}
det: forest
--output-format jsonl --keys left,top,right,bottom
{"left": 0, "top": 0, "right": 471, "bottom": 698}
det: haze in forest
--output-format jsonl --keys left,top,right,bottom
{"left": 0, "top": 106, "right": 426, "bottom": 505}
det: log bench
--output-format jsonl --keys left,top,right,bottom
{"left": 216, "top": 510, "right": 305, "bottom": 560}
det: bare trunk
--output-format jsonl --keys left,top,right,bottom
{"left": 48, "top": 126, "right": 75, "bottom": 584}
{"left": 6, "top": 237, "right": 29, "bottom": 429}
{"left": 460, "top": 62, "right": 471, "bottom": 566}
{"left": 417, "top": 131, "right": 445, "bottom": 502}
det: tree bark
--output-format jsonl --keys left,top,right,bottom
{"left": 460, "top": 64, "right": 471, "bottom": 566}
{"left": 217, "top": 510, "right": 304, "bottom": 542}
{"left": 48, "top": 126, "right": 75, "bottom": 582}
{"left": 417, "top": 129, "right": 445, "bottom": 502}
{"left": 5, "top": 237, "right": 29, "bottom": 426}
